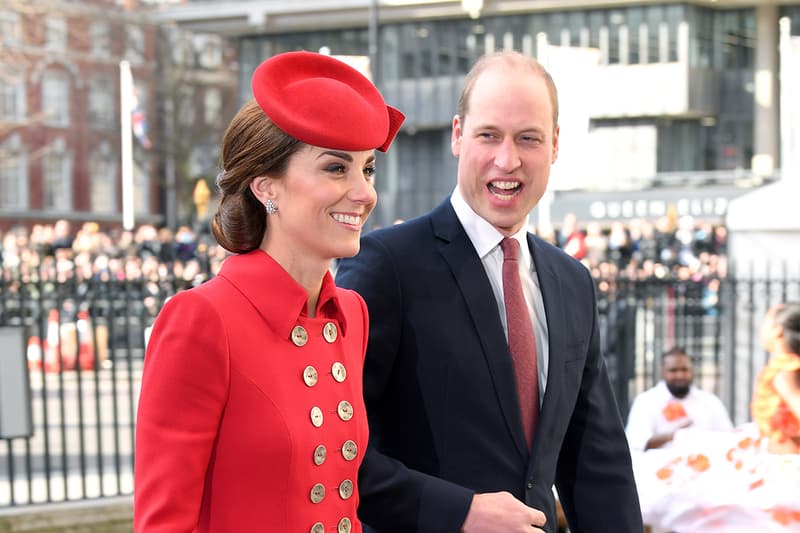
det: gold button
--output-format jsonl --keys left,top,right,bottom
{"left": 323, "top": 322, "right": 338, "bottom": 343}
{"left": 338, "top": 479, "right": 354, "bottom": 500}
{"left": 310, "top": 406, "right": 324, "bottom": 428}
{"left": 337, "top": 400, "right": 354, "bottom": 421}
{"left": 310, "top": 483, "right": 326, "bottom": 504}
{"left": 303, "top": 366, "right": 319, "bottom": 387}
{"left": 337, "top": 517, "right": 352, "bottom": 533}
{"left": 342, "top": 440, "right": 358, "bottom": 461}
{"left": 331, "top": 362, "right": 347, "bottom": 383}
{"left": 311, "top": 523, "right": 325, "bottom": 533}
{"left": 313, "top": 444, "right": 327, "bottom": 466}
{"left": 291, "top": 325, "right": 308, "bottom": 346}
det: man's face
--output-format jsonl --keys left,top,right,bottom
{"left": 451, "top": 64, "right": 558, "bottom": 236}
{"left": 662, "top": 354, "right": 693, "bottom": 398}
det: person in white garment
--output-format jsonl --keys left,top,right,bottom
{"left": 625, "top": 346, "right": 733, "bottom": 452}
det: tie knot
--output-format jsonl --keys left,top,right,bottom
{"left": 500, "top": 237, "right": 520, "bottom": 261}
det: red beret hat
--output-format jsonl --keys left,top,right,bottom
{"left": 251, "top": 51, "right": 404, "bottom": 152}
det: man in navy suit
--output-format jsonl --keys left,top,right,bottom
{"left": 336, "top": 51, "right": 643, "bottom": 533}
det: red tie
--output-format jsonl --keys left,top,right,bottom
{"left": 501, "top": 237, "right": 539, "bottom": 449}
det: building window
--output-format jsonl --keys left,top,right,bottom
{"left": 45, "top": 18, "right": 67, "bottom": 51}
{"left": 90, "top": 141, "right": 116, "bottom": 213}
{"left": 1, "top": 11, "right": 21, "bottom": 46}
{"left": 126, "top": 24, "right": 145, "bottom": 65}
{"left": 133, "top": 152, "right": 150, "bottom": 215}
{"left": 90, "top": 21, "right": 111, "bottom": 57}
{"left": 88, "top": 75, "right": 114, "bottom": 130}
{"left": 171, "top": 29, "right": 194, "bottom": 65}
{"left": 0, "top": 66, "right": 25, "bottom": 122}
{"left": 0, "top": 134, "right": 28, "bottom": 209}
{"left": 42, "top": 70, "right": 70, "bottom": 127}
{"left": 178, "top": 86, "right": 195, "bottom": 127}
{"left": 200, "top": 34, "right": 222, "bottom": 69}
{"left": 203, "top": 87, "right": 221, "bottom": 125}
{"left": 43, "top": 138, "right": 72, "bottom": 211}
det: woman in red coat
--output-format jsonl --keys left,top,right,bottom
{"left": 134, "top": 51, "right": 404, "bottom": 532}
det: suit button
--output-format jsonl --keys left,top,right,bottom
{"left": 291, "top": 326, "right": 308, "bottom": 346}
{"left": 310, "top": 406, "right": 324, "bottom": 427}
{"left": 527, "top": 481, "right": 533, "bottom": 489}
{"left": 337, "top": 517, "right": 352, "bottom": 533}
{"left": 310, "top": 483, "right": 326, "bottom": 504}
{"left": 310, "top": 522, "right": 325, "bottom": 533}
{"left": 341, "top": 440, "right": 358, "bottom": 461}
{"left": 303, "top": 366, "right": 319, "bottom": 387}
{"left": 331, "top": 362, "right": 347, "bottom": 383}
{"left": 337, "top": 400, "right": 354, "bottom": 421}
{"left": 313, "top": 445, "right": 327, "bottom": 466}
{"left": 323, "top": 322, "right": 338, "bottom": 343}
{"left": 338, "top": 479, "right": 354, "bottom": 499}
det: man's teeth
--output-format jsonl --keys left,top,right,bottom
{"left": 490, "top": 181, "right": 520, "bottom": 195}
{"left": 332, "top": 213, "right": 361, "bottom": 225}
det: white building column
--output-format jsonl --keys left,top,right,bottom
{"left": 752, "top": 3, "right": 779, "bottom": 178}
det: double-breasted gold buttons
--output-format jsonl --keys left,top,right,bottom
{"left": 310, "top": 523, "right": 325, "bottom": 533}
{"left": 310, "top": 406, "right": 324, "bottom": 427}
{"left": 303, "top": 366, "right": 319, "bottom": 387}
{"left": 291, "top": 325, "right": 308, "bottom": 346}
{"left": 338, "top": 517, "right": 352, "bottom": 533}
{"left": 338, "top": 479, "right": 354, "bottom": 500}
{"left": 337, "top": 400, "right": 354, "bottom": 421}
{"left": 342, "top": 440, "right": 358, "bottom": 461}
{"left": 313, "top": 445, "right": 327, "bottom": 466}
{"left": 331, "top": 362, "right": 347, "bottom": 383}
{"left": 310, "top": 483, "right": 326, "bottom": 504}
{"left": 323, "top": 322, "right": 338, "bottom": 343}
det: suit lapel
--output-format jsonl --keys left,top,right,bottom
{"left": 430, "top": 200, "right": 529, "bottom": 460}
{"left": 527, "top": 235, "right": 566, "bottom": 463}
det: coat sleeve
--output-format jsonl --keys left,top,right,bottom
{"left": 134, "top": 288, "right": 230, "bottom": 532}
{"left": 336, "top": 233, "right": 474, "bottom": 533}
{"left": 554, "top": 269, "right": 645, "bottom": 533}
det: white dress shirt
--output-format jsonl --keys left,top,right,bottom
{"left": 450, "top": 186, "right": 549, "bottom": 402}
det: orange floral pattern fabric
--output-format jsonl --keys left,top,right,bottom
{"left": 662, "top": 400, "right": 688, "bottom": 422}
{"left": 751, "top": 353, "right": 800, "bottom": 443}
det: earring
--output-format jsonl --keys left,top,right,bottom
{"left": 265, "top": 199, "right": 278, "bottom": 215}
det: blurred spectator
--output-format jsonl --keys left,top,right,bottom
{"left": 558, "top": 212, "right": 587, "bottom": 260}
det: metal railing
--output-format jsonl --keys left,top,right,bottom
{"left": 1, "top": 271, "right": 798, "bottom": 507}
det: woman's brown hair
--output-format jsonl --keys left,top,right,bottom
{"left": 211, "top": 100, "right": 301, "bottom": 253}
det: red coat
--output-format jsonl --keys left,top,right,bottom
{"left": 134, "top": 250, "right": 369, "bottom": 532}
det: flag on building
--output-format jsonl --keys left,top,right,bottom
{"left": 130, "top": 81, "right": 152, "bottom": 149}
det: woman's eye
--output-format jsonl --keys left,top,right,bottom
{"left": 364, "top": 166, "right": 376, "bottom": 178}
{"left": 325, "top": 164, "right": 347, "bottom": 174}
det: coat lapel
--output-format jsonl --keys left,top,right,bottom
{"left": 430, "top": 200, "right": 529, "bottom": 460}
{"left": 526, "top": 235, "right": 566, "bottom": 463}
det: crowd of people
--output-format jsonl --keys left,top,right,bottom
{"left": 0, "top": 219, "right": 226, "bottom": 288}
{"left": 0, "top": 211, "right": 728, "bottom": 287}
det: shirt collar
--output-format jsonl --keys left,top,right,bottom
{"left": 217, "top": 250, "right": 348, "bottom": 339}
{"left": 450, "top": 185, "right": 535, "bottom": 272}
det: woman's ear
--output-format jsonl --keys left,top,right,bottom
{"left": 249, "top": 176, "right": 275, "bottom": 205}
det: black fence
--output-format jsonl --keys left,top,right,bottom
{"left": 0, "top": 271, "right": 798, "bottom": 507}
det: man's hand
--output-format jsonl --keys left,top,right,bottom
{"left": 461, "top": 491, "right": 546, "bottom": 532}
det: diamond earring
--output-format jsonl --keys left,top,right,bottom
{"left": 265, "top": 199, "right": 278, "bottom": 215}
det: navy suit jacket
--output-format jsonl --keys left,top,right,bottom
{"left": 336, "top": 199, "right": 643, "bottom": 533}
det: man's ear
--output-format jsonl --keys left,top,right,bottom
{"left": 451, "top": 114, "right": 462, "bottom": 157}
